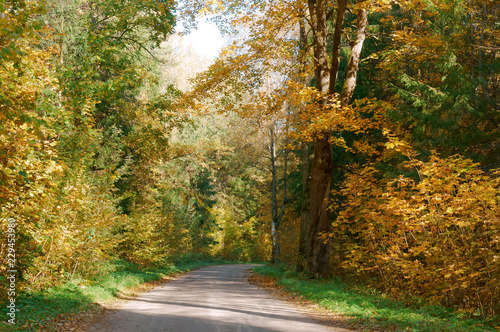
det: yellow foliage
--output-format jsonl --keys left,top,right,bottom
{"left": 333, "top": 153, "right": 499, "bottom": 316}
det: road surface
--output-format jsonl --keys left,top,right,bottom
{"left": 90, "top": 264, "right": 354, "bottom": 332}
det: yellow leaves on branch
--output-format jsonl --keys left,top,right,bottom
{"left": 382, "top": 127, "right": 415, "bottom": 157}
{"left": 287, "top": 86, "right": 395, "bottom": 155}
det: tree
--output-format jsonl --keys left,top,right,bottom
{"left": 377, "top": 0, "right": 499, "bottom": 161}
{"left": 300, "top": 0, "right": 369, "bottom": 277}
{"left": 180, "top": 0, "right": 374, "bottom": 275}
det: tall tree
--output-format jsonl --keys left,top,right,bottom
{"left": 180, "top": 0, "right": 374, "bottom": 275}
{"left": 305, "top": 0, "right": 368, "bottom": 277}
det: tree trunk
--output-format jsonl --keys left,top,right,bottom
{"left": 297, "top": 142, "right": 311, "bottom": 272}
{"left": 304, "top": 0, "right": 367, "bottom": 278}
{"left": 270, "top": 122, "right": 279, "bottom": 264}
{"left": 307, "top": 0, "right": 330, "bottom": 92}
{"left": 296, "top": 16, "right": 311, "bottom": 273}
{"left": 308, "top": 135, "right": 333, "bottom": 277}
{"left": 306, "top": 0, "right": 332, "bottom": 278}
{"left": 270, "top": 121, "right": 287, "bottom": 264}
{"left": 329, "top": 0, "right": 348, "bottom": 93}
{"left": 340, "top": 8, "right": 368, "bottom": 106}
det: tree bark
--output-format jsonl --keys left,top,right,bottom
{"left": 306, "top": 0, "right": 331, "bottom": 278}
{"left": 297, "top": 142, "right": 311, "bottom": 272}
{"left": 308, "top": 0, "right": 330, "bottom": 92}
{"left": 340, "top": 8, "right": 368, "bottom": 106}
{"left": 308, "top": 135, "right": 332, "bottom": 277}
{"left": 270, "top": 121, "right": 287, "bottom": 264}
{"left": 304, "top": 0, "right": 367, "bottom": 278}
{"left": 296, "top": 16, "right": 311, "bottom": 273}
{"left": 270, "top": 121, "right": 279, "bottom": 264}
{"left": 306, "top": 0, "right": 346, "bottom": 278}
{"left": 329, "top": 0, "right": 348, "bottom": 94}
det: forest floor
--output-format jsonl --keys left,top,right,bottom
{"left": 248, "top": 272, "right": 362, "bottom": 331}
{"left": 3, "top": 262, "right": 496, "bottom": 331}
{"left": 252, "top": 265, "right": 499, "bottom": 332}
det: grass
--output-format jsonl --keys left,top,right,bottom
{"left": 0, "top": 254, "right": 231, "bottom": 331}
{"left": 253, "top": 264, "right": 499, "bottom": 332}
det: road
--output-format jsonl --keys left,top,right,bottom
{"left": 90, "top": 264, "right": 354, "bottom": 332}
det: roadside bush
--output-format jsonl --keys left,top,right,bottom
{"left": 333, "top": 154, "right": 499, "bottom": 317}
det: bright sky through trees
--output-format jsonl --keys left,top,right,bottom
{"left": 180, "top": 18, "right": 224, "bottom": 59}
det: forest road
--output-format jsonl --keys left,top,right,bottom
{"left": 90, "top": 264, "right": 354, "bottom": 332}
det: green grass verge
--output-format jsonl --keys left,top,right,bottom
{"left": 1, "top": 254, "right": 231, "bottom": 331}
{"left": 253, "top": 264, "right": 499, "bottom": 332}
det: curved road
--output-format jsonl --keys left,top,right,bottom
{"left": 90, "top": 264, "right": 353, "bottom": 332}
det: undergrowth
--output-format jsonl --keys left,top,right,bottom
{"left": 253, "top": 265, "right": 499, "bottom": 332}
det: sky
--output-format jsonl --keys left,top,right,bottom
{"left": 179, "top": 18, "right": 225, "bottom": 59}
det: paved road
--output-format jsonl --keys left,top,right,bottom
{"left": 90, "top": 264, "right": 353, "bottom": 332}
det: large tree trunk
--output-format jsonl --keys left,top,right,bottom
{"left": 307, "top": 0, "right": 330, "bottom": 92}
{"left": 340, "top": 8, "right": 368, "bottom": 106}
{"left": 304, "top": 0, "right": 367, "bottom": 278}
{"left": 329, "top": 0, "right": 348, "bottom": 93}
{"left": 306, "top": 0, "right": 332, "bottom": 278}
{"left": 296, "top": 16, "right": 311, "bottom": 273}
{"left": 305, "top": 0, "right": 348, "bottom": 278}
{"left": 308, "top": 136, "right": 333, "bottom": 277}
{"left": 297, "top": 142, "right": 311, "bottom": 272}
